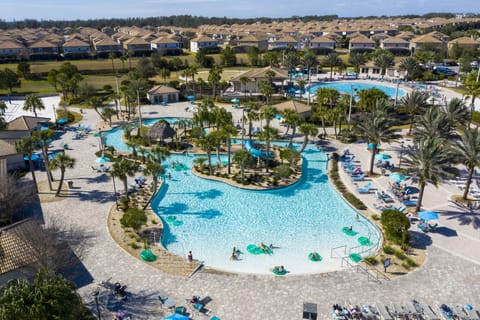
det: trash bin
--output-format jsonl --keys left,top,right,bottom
{"left": 67, "top": 180, "right": 73, "bottom": 188}
{"left": 303, "top": 302, "right": 317, "bottom": 320}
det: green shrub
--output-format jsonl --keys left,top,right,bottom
{"left": 129, "top": 242, "right": 140, "bottom": 249}
{"left": 401, "top": 261, "right": 411, "bottom": 269}
{"left": 120, "top": 207, "right": 148, "bottom": 230}
{"left": 119, "top": 197, "right": 130, "bottom": 211}
{"left": 329, "top": 159, "right": 367, "bottom": 210}
{"left": 381, "top": 209, "right": 411, "bottom": 245}
{"left": 273, "top": 164, "right": 292, "bottom": 179}
{"left": 394, "top": 249, "right": 407, "bottom": 260}
{"left": 151, "top": 219, "right": 158, "bottom": 224}
{"left": 363, "top": 256, "right": 378, "bottom": 265}
{"left": 473, "top": 111, "right": 480, "bottom": 125}
{"left": 371, "top": 214, "right": 380, "bottom": 220}
{"left": 383, "top": 244, "right": 395, "bottom": 254}
{"left": 405, "top": 257, "right": 417, "bottom": 267}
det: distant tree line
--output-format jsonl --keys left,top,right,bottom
{"left": 0, "top": 13, "right": 478, "bottom": 30}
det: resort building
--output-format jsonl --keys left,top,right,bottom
{"left": 236, "top": 34, "right": 268, "bottom": 51}
{"left": 308, "top": 36, "right": 336, "bottom": 53}
{"left": 348, "top": 35, "right": 376, "bottom": 52}
{"left": 410, "top": 34, "right": 445, "bottom": 52}
{"left": 229, "top": 66, "right": 288, "bottom": 93}
{"left": 147, "top": 85, "right": 180, "bottom": 104}
{"left": 93, "top": 38, "right": 123, "bottom": 58}
{"left": 190, "top": 36, "right": 219, "bottom": 53}
{"left": 62, "top": 38, "right": 91, "bottom": 59}
{"left": 447, "top": 37, "right": 480, "bottom": 50}
{"left": 28, "top": 40, "right": 59, "bottom": 60}
{"left": 122, "top": 37, "right": 151, "bottom": 56}
{"left": 0, "top": 140, "right": 24, "bottom": 171}
{"left": 380, "top": 36, "right": 410, "bottom": 54}
{"left": 268, "top": 35, "right": 300, "bottom": 50}
{"left": 0, "top": 40, "right": 25, "bottom": 61}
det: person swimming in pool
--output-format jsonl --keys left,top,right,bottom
{"left": 311, "top": 252, "right": 320, "bottom": 260}
{"left": 260, "top": 242, "right": 269, "bottom": 252}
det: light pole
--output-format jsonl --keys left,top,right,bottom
{"left": 92, "top": 289, "right": 102, "bottom": 320}
{"left": 52, "top": 104, "right": 56, "bottom": 122}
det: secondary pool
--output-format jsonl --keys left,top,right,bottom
{"left": 308, "top": 81, "right": 405, "bottom": 98}
{"left": 105, "top": 125, "right": 381, "bottom": 275}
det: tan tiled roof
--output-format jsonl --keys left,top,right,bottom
{"left": 151, "top": 37, "right": 178, "bottom": 44}
{"left": 231, "top": 66, "right": 288, "bottom": 81}
{"left": 448, "top": 37, "right": 479, "bottom": 45}
{"left": 63, "top": 38, "right": 90, "bottom": 47}
{"left": 411, "top": 34, "right": 443, "bottom": 44}
{"left": 382, "top": 36, "right": 409, "bottom": 44}
{"left": 6, "top": 116, "right": 50, "bottom": 131}
{"left": 0, "top": 219, "right": 41, "bottom": 275}
{"left": 123, "top": 37, "right": 149, "bottom": 45}
{"left": 349, "top": 35, "right": 375, "bottom": 44}
{"left": 0, "top": 140, "right": 17, "bottom": 157}
{"left": 29, "top": 40, "right": 56, "bottom": 48}
{"left": 310, "top": 36, "right": 335, "bottom": 43}
{"left": 95, "top": 38, "right": 119, "bottom": 46}
{"left": 274, "top": 100, "right": 311, "bottom": 115}
{"left": 0, "top": 40, "right": 24, "bottom": 49}
{"left": 147, "top": 85, "right": 179, "bottom": 95}
{"left": 192, "top": 35, "right": 215, "bottom": 42}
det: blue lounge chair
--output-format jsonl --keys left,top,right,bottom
{"left": 356, "top": 182, "right": 372, "bottom": 194}
{"left": 402, "top": 200, "right": 418, "bottom": 206}
{"left": 351, "top": 173, "right": 366, "bottom": 181}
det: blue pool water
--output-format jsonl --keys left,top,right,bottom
{"left": 308, "top": 81, "right": 405, "bottom": 98}
{"left": 105, "top": 126, "right": 381, "bottom": 274}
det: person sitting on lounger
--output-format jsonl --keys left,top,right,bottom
{"left": 311, "top": 252, "right": 320, "bottom": 260}
{"left": 273, "top": 265, "right": 285, "bottom": 273}
{"left": 230, "top": 252, "right": 238, "bottom": 260}
{"left": 348, "top": 226, "right": 353, "bottom": 231}
{"left": 260, "top": 242, "right": 269, "bottom": 252}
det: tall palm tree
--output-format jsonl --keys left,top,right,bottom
{"left": 373, "top": 53, "right": 395, "bottom": 75}
{"left": 233, "top": 149, "right": 254, "bottom": 180}
{"left": 323, "top": 53, "right": 342, "bottom": 81}
{"left": 399, "top": 91, "right": 429, "bottom": 134}
{"left": 258, "top": 80, "right": 274, "bottom": 104}
{"left": 32, "top": 129, "right": 54, "bottom": 190}
{"left": 111, "top": 159, "right": 139, "bottom": 195}
{"left": 398, "top": 57, "right": 419, "bottom": 81}
{"left": 454, "top": 128, "right": 480, "bottom": 200}
{"left": 261, "top": 106, "right": 277, "bottom": 172}
{"left": 159, "top": 67, "right": 171, "bottom": 84}
{"left": 355, "top": 101, "right": 401, "bottom": 174}
{"left": 348, "top": 53, "right": 366, "bottom": 75}
{"left": 221, "top": 124, "right": 238, "bottom": 174}
{"left": 239, "top": 76, "right": 249, "bottom": 100}
{"left": 282, "top": 109, "right": 304, "bottom": 147}
{"left": 108, "top": 52, "right": 116, "bottom": 72}
{"left": 442, "top": 98, "right": 470, "bottom": 132}
{"left": 23, "top": 94, "right": 45, "bottom": 118}
{"left": 413, "top": 107, "right": 453, "bottom": 142}
{"left": 198, "top": 133, "right": 216, "bottom": 175}
{"left": 188, "top": 64, "right": 199, "bottom": 94}
{"left": 246, "top": 108, "right": 260, "bottom": 140}
{"left": 298, "top": 123, "right": 318, "bottom": 152}
{"left": 48, "top": 153, "right": 75, "bottom": 197}
{"left": 15, "top": 136, "right": 38, "bottom": 193}
{"left": 143, "top": 160, "right": 165, "bottom": 195}
{"left": 208, "top": 66, "right": 223, "bottom": 100}
{"left": 150, "top": 146, "right": 171, "bottom": 163}
{"left": 403, "top": 138, "right": 456, "bottom": 212}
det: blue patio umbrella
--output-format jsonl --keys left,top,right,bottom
{"left": 95, "top": 156, "right": 110, "bottom": 163}
{"left": 375, "top": 153, "right": 392, "bottom": 160}
{"left": 231, "top": 98, "right": 240, "bottom": 104}
{"left": 57, "top": 118, "right": 68, "bottom": 124}
{"left": 163, "top": 314, "right": 190, "bottom": 320}
{"left": 367, "top": 143, "right": 380, "bottom": 149}
{"left": 187, "top": 95, "right": 195, "bottom": 100}
{"left": 418, "top": 211, "right": 439, "bottom": 221}
{"left": 389, "top": 172, "right": 406, "bottom": 182}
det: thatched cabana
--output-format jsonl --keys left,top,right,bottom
{"left": 147, "top": 121, "right": 176, "bottom": 143}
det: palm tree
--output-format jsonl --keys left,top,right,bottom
{"left": 32, "top": 129, "right": 54, "bottom": 190}
{"left": 221, "top": 124, "right": 238, "bottom": 174}
{"left": 198, "top": 133, "right": 216, "bottom": 175}
{"left": 403, "top": 137, "right": 456, "bottom": 212}
{"left": 108, "top": 52, "right": 116, "bottom": 72}
{"left": 323, "top": 53, "right": 342, "bottom": 81}
{"left": 413, "top": 107, "right": 453, "bottom": 142}
{"left": 355, "top": 101, "right": 401, "bottom": 174}
{"left": 239, "top": 76, "right": 249, "bottom": 100}
{"left": 399, "top": 91, "right": 429, "bottom": 134}
{"left": 398, "top": 57, "right": 419, "bottom": 81}
{"left": 150, "top": 146, "right": 171, "bottom": 163}
{"left": 442, "top": 98, "right": 470, "bottom": 132}
{"left": 258, "top": 80, "right": 274, "bottom": 104}
{"left": 298, "top": 123, "right": 318, "bottom": 152}
{"left": 159, "top": 67, "right": 171, "bottom": 84}
{"left": 188, "top": 64, "right": 199, "bottom": 94}
{"left": 111, "top": 159, "right": 139, "bottom": 195}
{"left": 126, "top": 136, "right": 141, "bottom": 158}
{"left": 454, "top": 128, "right": 480, "bottom": 200}
{"left": 246, "top": 108, "right": 259, "bottom": 140}
{"left": 101, "top": 107, "right": 118, "bottom": 126}
{"left": 143, "top": 160, "right": 165, "bottom": 195}
{"left": 15, "top": 136, "right": 38, "bottom": 193}
{"left": 261, "top": 106, "right": 277, "bottom": 172}
{"left": 23, "top": 94, "right": 45, "bottom": 118}
{"left": 197, "top": 78, "right": 206, "bottom": 98}
{"left": 208, "top": 66, "right": 223, "bottom": 100}
{"left": 48, "top": 153, "right": 75, "bottom": 197}
{"left": 233, "top": 149, "right": 254, "bottom": 180}
{"left": 373, "top": 53, "right": 394, "bottom": 75}
{"left": 348, "top": 53, "right": 366, "bottom": 75}
{"left": 282, "top": 109, "right": 303, "bottom": 147}
{"left": 463, "top": 71, "right": 480, "bottom": 127}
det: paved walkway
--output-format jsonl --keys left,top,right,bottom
{"left": 31, "top": 98, "right": 480, "bottom": 319}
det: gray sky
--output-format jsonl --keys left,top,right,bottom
{"left": 0, "top": 0, "right": 479, "bottom": 21}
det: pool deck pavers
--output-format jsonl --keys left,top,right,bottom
{"left": 35, "top": 95, "right": 480, "bottom": 319}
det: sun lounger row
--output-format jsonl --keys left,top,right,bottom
{"left": 340, "top": 301, "right": 480, "bottom": 320}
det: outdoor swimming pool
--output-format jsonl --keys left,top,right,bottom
{"left": 104, "top": 121, "right": 381, "bottom": 274}
{"left": 308, "top": 81, "right": 405, "bottom": 98}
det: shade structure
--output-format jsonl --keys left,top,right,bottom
{"left": 57, "top": 118, "right": 68, "bottom": 124}
{"left": 418, "top": 211, "right": 439, "bottom": 221}
{"left": 147, "top": 121, "right": 176, "bottom": 142}
{"left": 95, "top": 156, "right": 110, "bottom": 163}
{"left": 187, "top": 95, "right": 195, "bottom": 100}
{"left": 231, "top": 98, "right": 240, "bottom": 103}
{"left": 163, "top": 313, "right": 189, "bottom": 320}
{"left": 375, "top": 153, "right": 392, "bottom": 160}
{"left": 389, "top": 172, "right": 406, "bottom": 182}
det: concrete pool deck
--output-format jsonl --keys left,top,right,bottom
{"left": 24, "top": 93, "right": 480, "bottom": 319}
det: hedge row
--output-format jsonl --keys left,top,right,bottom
{"left": 329, "top": 157, "right": 367, "bottom": 210}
